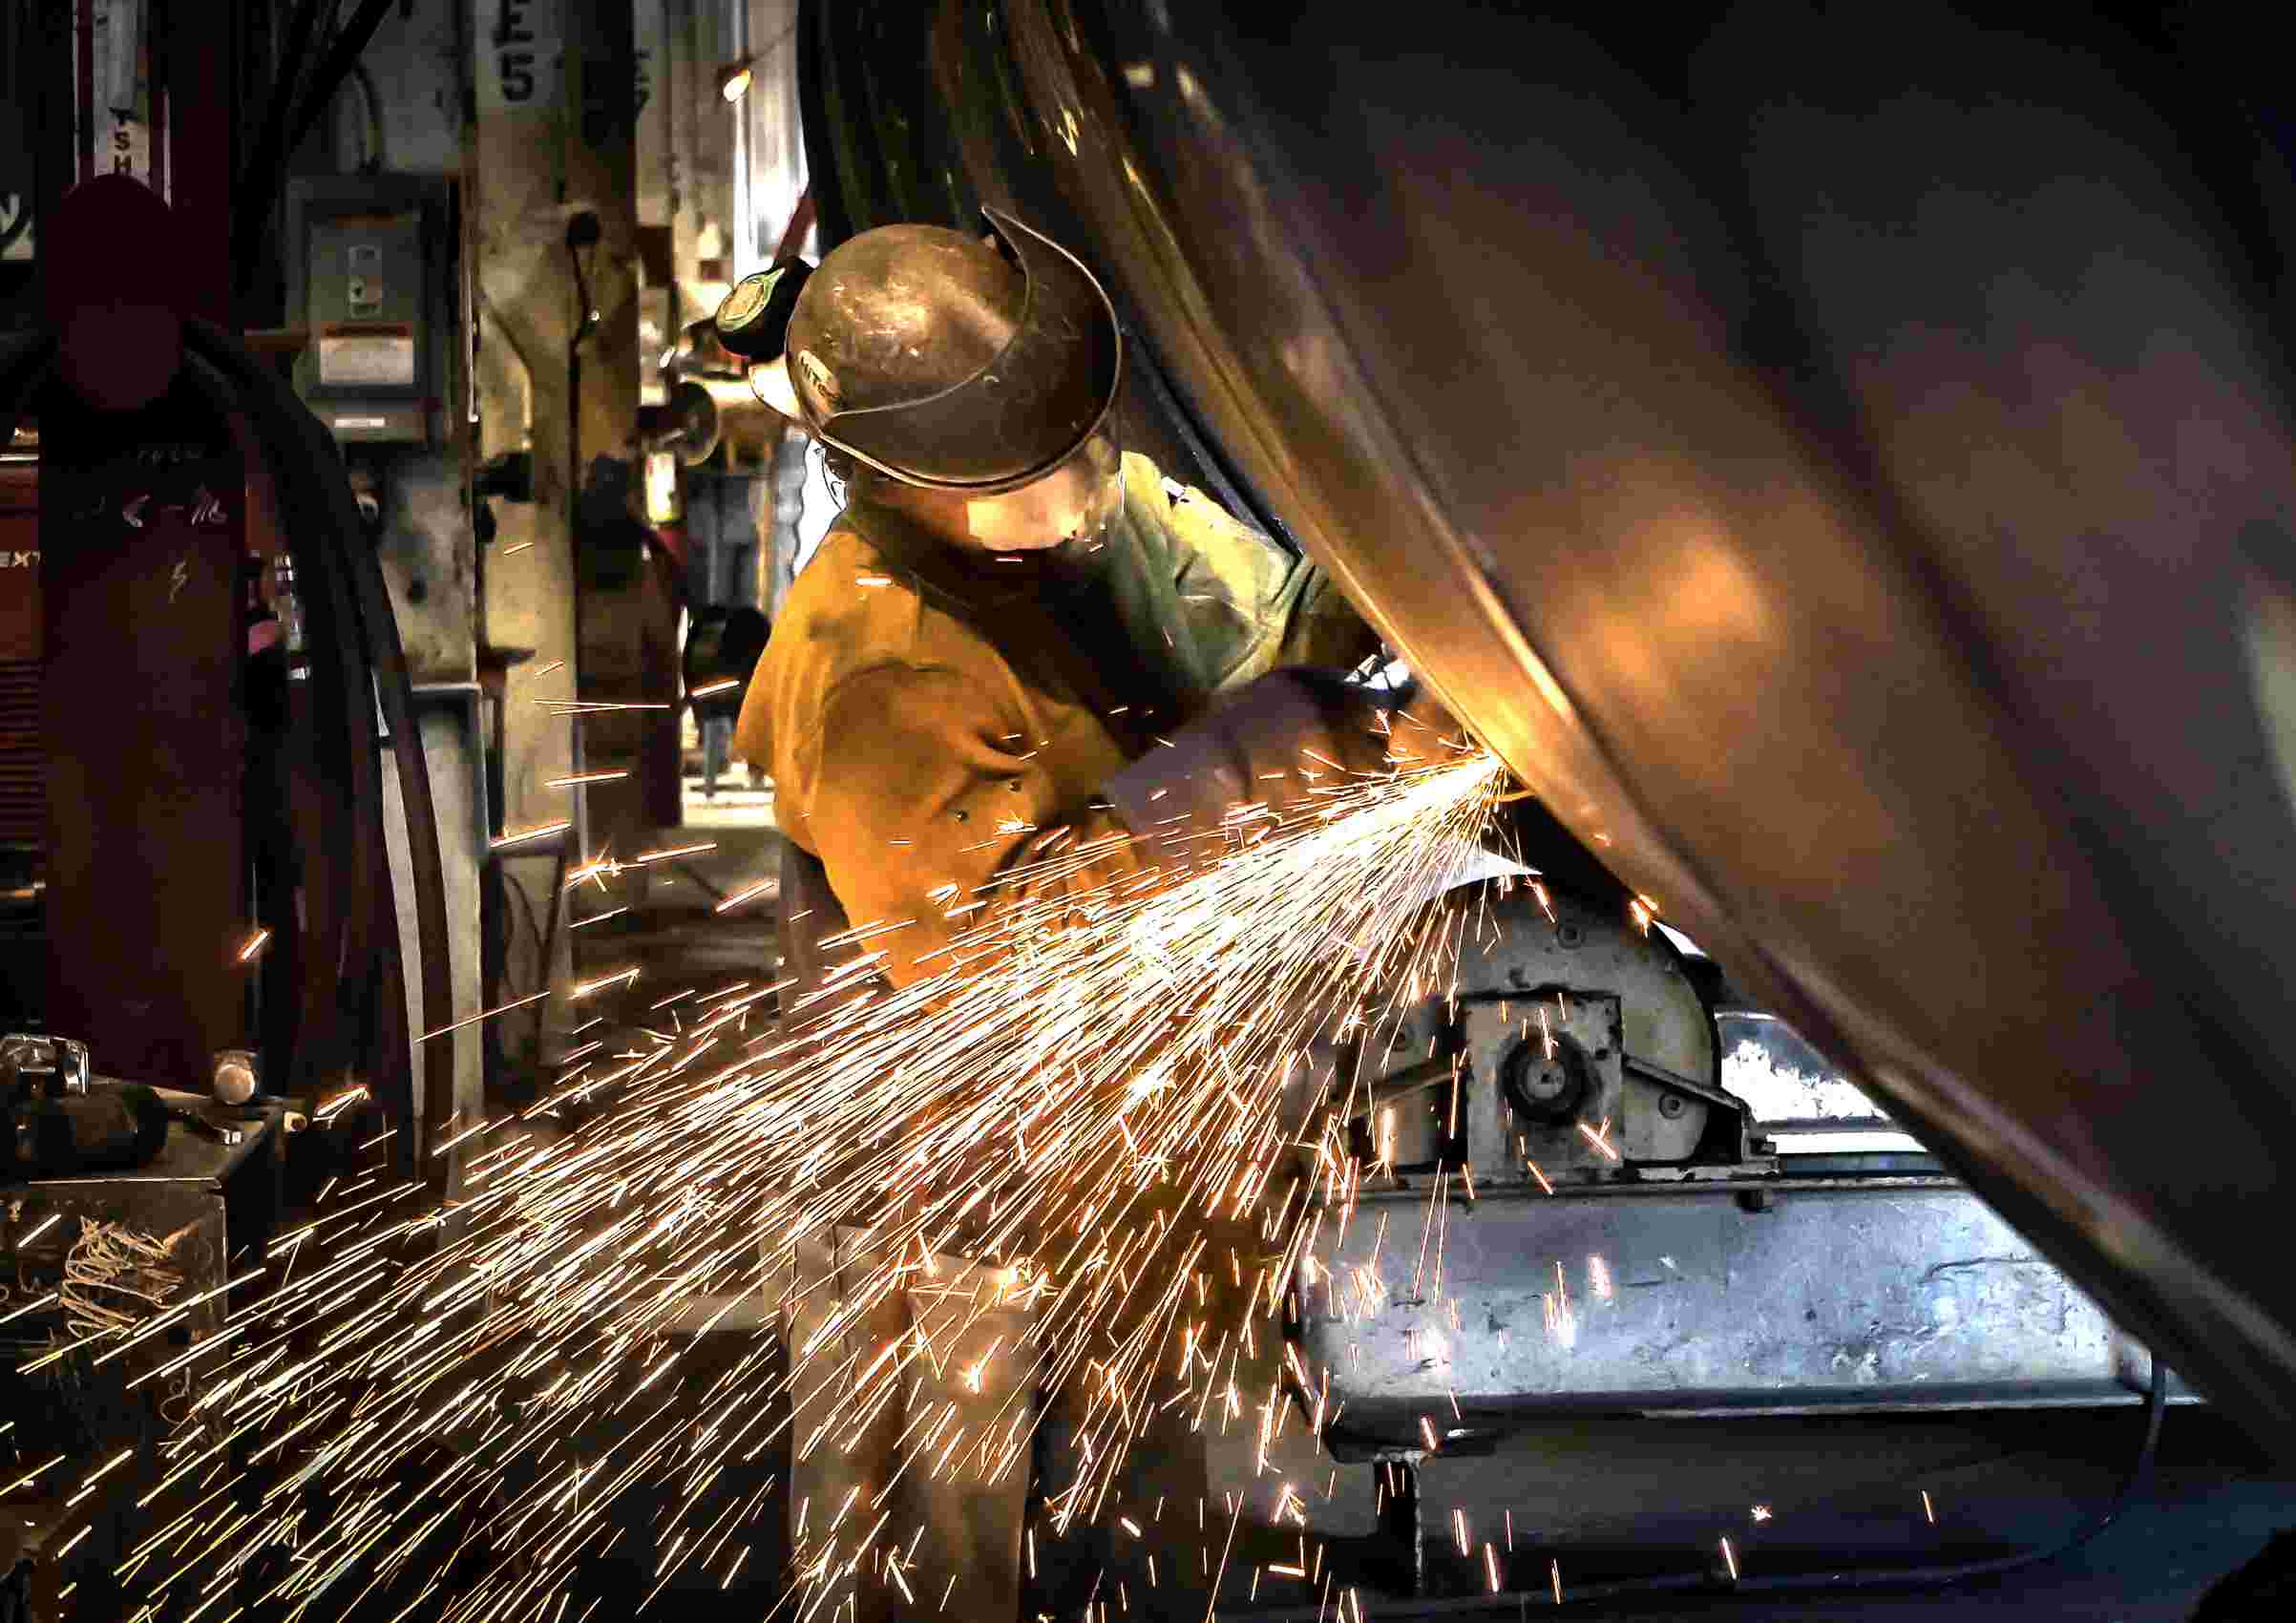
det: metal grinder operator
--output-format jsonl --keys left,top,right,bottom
{"left": 732, "top": 209, "right": 1442, "bottom": 1621}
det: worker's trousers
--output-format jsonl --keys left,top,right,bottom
{"left": 776, "top": 1229, "right": 1039, "bottom": 1623}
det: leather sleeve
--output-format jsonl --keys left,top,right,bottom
{"left": 1137, "top": 458, "right": 1386, "bottom": 688}
{"left": 797, "top": 664, "right": 1154, "bottom": 989}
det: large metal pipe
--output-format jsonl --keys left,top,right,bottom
{"left": 806, "top": 1, "right": 2296, "bottom": 1447}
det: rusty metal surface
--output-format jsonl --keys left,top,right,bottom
{"left": 801, "top": 2, "right": 2296, "bottom": 1445}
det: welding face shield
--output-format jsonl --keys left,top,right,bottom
{"left": 957, "top": 424, "right": 1126, "bottom": 552}
{"left": 745, "top": 208, "right": 1125, "bottom": 497}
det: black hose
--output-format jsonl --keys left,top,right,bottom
{"left": 182, "top": 320, "right": 456, "bottom": 1195}
{"left": 173, "top": 346, "right": 366, "bottom": 1095}
{"left": 194, "top": 321, "right": 456, "bottom": 1186}
{"left": 231, "top": 0, "right": 401, "bottom": 301}
{"left": 175, "top": 343, "right": 378, "bottom": 1103}
{"left": 230, "top": 0, "right": 329, "bottom": 296}
{"left": 271, "top": 0, "right": 401, "bottom": 192}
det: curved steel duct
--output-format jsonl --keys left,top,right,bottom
{"left": 807, "top": 2, "right": 2296, "bottom": 1448}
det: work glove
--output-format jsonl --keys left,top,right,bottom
{"left": 1101, "top": 667, "right": 1401, "bottom": 840}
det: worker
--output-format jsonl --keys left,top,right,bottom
{"left": 732, "top": 208, "right": 1445, "bottom": 1621}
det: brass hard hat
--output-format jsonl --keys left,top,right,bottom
{"left": 750, "top": 207, "right": 1123, "bottom": 494}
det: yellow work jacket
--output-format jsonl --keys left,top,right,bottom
{"left": 733, "top": 453, "right": 1378, "bottom": 988}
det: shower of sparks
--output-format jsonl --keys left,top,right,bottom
{"left": 315, "top": 1084, "right": 370, "bottom": 1125}
{"left": 1543, "top": 1259, "right": 1578, "bottom": 1349}
{"left": 1750, "top": 1503, "right": 1773, "bottom": 1523}
{"left": 689, "top": 678, "right": 742, "bottom": 699}
{"left": 1922, "top": 1488, "right": 1935, "bottom": 1525}
{"left": 237, "top": 927, "right": 272, "bottom": 963}
{"left": 1720, "top": 1535, "right": 1738, "bottom": 1581}
{"left": 715, "top": 875, "right": 778, "bottom": 914}
{"left": 545, "top": 770, "right": 631, "bottom": 789}
{"left": 420, "top": 986, "right": 552, "bottom": 1043}
{"left": 91, "top": 739, "right": 1504, "bottom": 1622}
{"left": 566, "top": 966, "right": 641, "bottom": 1000}
{"left": 492, "top": 819, "right": 574, "bottom": 850}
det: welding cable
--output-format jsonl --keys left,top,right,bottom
{"left": 1256, "top": 1359, "right": 2173, "bottom": 1619}
{"left": 178, "top": 346, "right": 374, "bottom": 1095}
{"left": 231, "top": 0, "right": 400, "bottom": 299}
{"left": 271, "top": 0, "right": 404, "bottom": 198}
{"left": 180, "top": 318, "right": 455, "bottom": 1193}
{"left": 184, "top": 318, "right": 453, "bottom": 1185}
{"left": 228, "top": 0, "right": 329, "bottom": 296}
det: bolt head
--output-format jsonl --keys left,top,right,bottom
{"left": 212, "top": 1051, "right": 258, "bottom": 1107}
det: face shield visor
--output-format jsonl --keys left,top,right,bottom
{"left": 958, "top": 426, "right": 1125, "bottom": 552}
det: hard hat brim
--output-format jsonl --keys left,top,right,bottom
{"left": 749, "top": 354, "right": 804, "bottom": 421}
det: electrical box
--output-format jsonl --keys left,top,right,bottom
{"left": 285, "top": 178, "right": 453, "bottom": 445}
